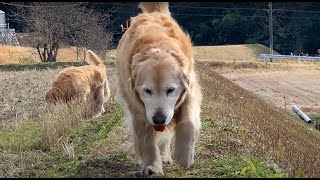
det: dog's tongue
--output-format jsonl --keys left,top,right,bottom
{"left": 153, "top": 125, "right": 166, "bottom": 132}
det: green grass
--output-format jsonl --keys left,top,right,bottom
{"left": 163, "top": 156, "right": 287, "bottom": 178}
{"left": 40, "top": 105, "right": 124, "bottom": 178}
{"left": 310, "top": 114, "right": 320, "bottom": 121}
{"left": 213, "top": 156, "right": 287, "bottom": 178}
{"left": 309, "top": 114, "right": 320, "bottom": 130}
{"left": 243, "top": 43, "right": 280, "bottom": 57}
{"left": 0, "top": 122, "right": 42, "bottom": 152}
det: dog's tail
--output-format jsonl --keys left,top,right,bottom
{"left": 138, "top": 2, "right": 170, "bottom": 15}
{"left": 85, "top": 50, "right": 103, "bottom": 66}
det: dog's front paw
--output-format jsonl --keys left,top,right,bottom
{"left": 141, "top": 165, "right": 164, "bottom": 177}
{"left": 161, "top": 155, "right": 173, "bottom": 165}
{"left": 174, "top": 148, "right": 194, "bottom": 168}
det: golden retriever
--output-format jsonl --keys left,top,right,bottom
{"left": 45, "top": 50, "right": 110, "bottom": 118}
{"left": 116, "top": 2, "right": 202, "bottom": 177}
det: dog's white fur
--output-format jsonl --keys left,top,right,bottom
{"left": 45, "top": 50, "right": 110, "bottom": 118}
{"left": 116, "top": 2, "right": 202, "bottom": 177}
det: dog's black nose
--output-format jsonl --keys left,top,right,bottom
{"left": 152, "top": 110, "right": 166, "bottom": 125}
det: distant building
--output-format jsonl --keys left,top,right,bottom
{"left": 0, "top": 9, "right": 19, "bottom": 46}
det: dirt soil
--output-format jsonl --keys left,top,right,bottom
{"left": 221, "top": 68, "right": 320, "bottom": 114}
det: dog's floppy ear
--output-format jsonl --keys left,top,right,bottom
{"left": 128, "top": 76, "right": 134, "bottom": 92}
{"left": 180, "top": 68, "right": 190, "bottom": 89}
{"left": 175, "top": 69, "right": 190, "bottom": 110}
{"left": 130, "top": 52, "right": 146, "bottom": 93}
{"left": 170, "top": 50, "right": 190, "bottom": 88}
{"left": 129, "top": 73, "right": 136, "bottom": 92}
{"left": 170, "top": 50, "right": 187, "bottom": 68}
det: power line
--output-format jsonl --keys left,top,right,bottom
{"left": 94, "top": 2, "right": 137, "bottom": 6}
{"left": 172, "top": 6, "right": 320, "bottom": 14}
{"left": 171, "top": 6, "right": 320, "bottom": 14}
{"left": 0, "top": 2, "right": 88, "bottom": 8}
{"left": 94, "top": 2, "right": 320, "bottom": 14}
{"left": 95, "top": 2, "right": 267, "bottom": 11}
{"left": 273, "top": 8, "right": 320, "bottom": 14}
{"left": 109, "top": 10, "right": 320, "bottom": 20}
{"left": 172, "top": 13, "right": 264, "bottom": 18}
{"left": 3, "top": 2, "right": 320, "bottom": 20}
{"left": 3, "top": 2, "right": 320, "bottom": 14}
{"left": 171, "top": 5, "right": 265, "bottom": 11}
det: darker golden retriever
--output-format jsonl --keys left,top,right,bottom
{"left": 45, "top": 50, "right": 110, "bottom": 118}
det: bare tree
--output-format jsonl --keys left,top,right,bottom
{"left": 11, "top": 2, "right": 113, "bottom": 62}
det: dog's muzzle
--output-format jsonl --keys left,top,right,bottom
{"left": 152, "top": 109, "right": 167, "bottom": 132}
{"left": 152, "top": 110, "right": 166, "bottom": 125}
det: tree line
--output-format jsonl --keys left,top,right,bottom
{"left": 2, "top": 2, "right": 320, "bottom": 57}
{"left": 93, "top": 2, "right": 320, "bottom": 56}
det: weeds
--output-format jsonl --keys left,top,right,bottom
{"left": 39, "top": 98, "right": 93, "bottom": 151}
{"left": 40, "top": 106, "right": 124, "bottom": 178}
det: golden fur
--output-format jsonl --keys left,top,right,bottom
{"left": 45, "top": 50, "right": 110, "bottom": 118}
{"left": 116, "top": 2, "right": 202, "bottom": 177}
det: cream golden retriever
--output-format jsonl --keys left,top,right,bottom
{"left": 45, "top": 50, "right": 110, "bottom": 118}
{"left": 116, "top": 2, "right": 202, "bottom": 177}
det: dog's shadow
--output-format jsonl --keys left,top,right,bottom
{"left": 69, "top": 153, "right": 142, "bottom": 178}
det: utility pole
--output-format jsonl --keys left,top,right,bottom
{"left": 269, "top": 2, "right": 273, "bottom": 62}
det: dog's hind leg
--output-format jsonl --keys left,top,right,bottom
{"left": 92, "top": 86, "right": 105, "bottom": 118}
{"left": 78, "top": 89, "right": 90, "bottom": 103}
{"left": 104, "top": 80, "right": 111, "bottom": 103}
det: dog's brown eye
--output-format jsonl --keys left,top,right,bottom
{"left": 144, "top": 88, "right": 152, "bottom": 95}
{"left": 166, "top": 88, "right": 175, "bottom": 96}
